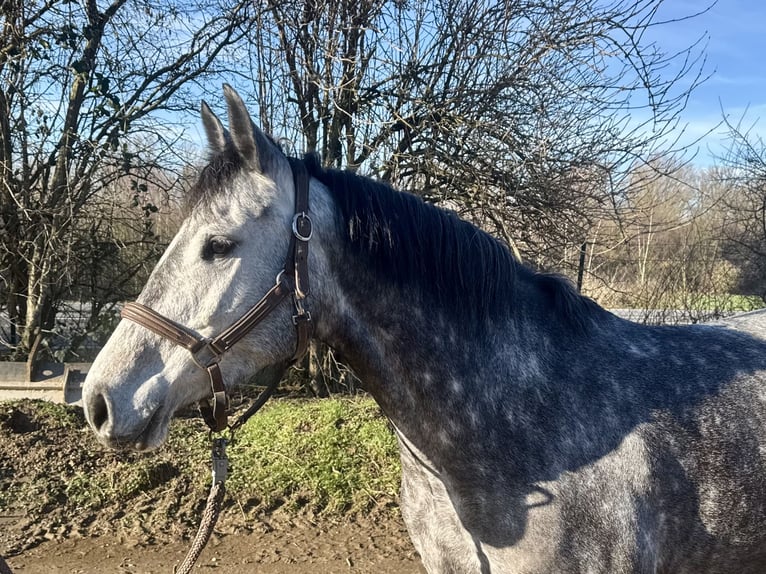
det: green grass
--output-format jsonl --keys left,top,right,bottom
{"left": 611, "top": 292, "right": 765, "bottom": 313}
{"left": 0, "top": 397, "right": 401, "bottom": 524}
{"left": 715, "top": 294, "right": 763, "bottom": 312}
{"left": 227, "top": 397, "right": 401, "bottom": 513}
{"left": 675, "top": 293, "right": 764, "bottom": 312}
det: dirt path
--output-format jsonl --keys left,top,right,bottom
{"left": 4, "top": 516, "right": 426, "bottom": 573}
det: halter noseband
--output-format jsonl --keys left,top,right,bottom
{"left": 120, "top": 158, "right": 313, "bottom": 432}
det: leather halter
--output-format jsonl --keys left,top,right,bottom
{"left": 120, "top": 158, "right": 313, "bottom": 432}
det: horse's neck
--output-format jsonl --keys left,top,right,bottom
{"left": 309, "top": 181, "right": 606, "bottom": 476}
{"left": 327, "top": 288, "right": 516, "bottom": 410}
{"left": 317, "top": 255, "right": 559, "bottom": 474}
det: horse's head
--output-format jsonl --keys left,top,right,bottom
{"left": 82, "top": 86, "right": 316, "bottom": 450}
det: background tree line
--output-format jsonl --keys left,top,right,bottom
{"left": 1, "top": 0, "right": 765, "bottom": 388}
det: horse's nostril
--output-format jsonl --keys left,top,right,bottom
{"left": 89, "top": 393, "right": 110, "bottom": 432}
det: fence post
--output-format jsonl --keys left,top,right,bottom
{"left": 576, "top": 242, "right": 587, "bottom": 292}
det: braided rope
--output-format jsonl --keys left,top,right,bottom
{"left": 174, "top": 481, "right": 226, "bottom": 574}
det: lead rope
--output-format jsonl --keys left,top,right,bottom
{"left": 174, "top": 370, "right": 283, "bottom": 573}
{"left": 174, "top": 437, "right": 229, "bottom": 574}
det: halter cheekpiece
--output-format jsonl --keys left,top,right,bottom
{"left": 120, "top": 157, "right": 313, "bottom": 431}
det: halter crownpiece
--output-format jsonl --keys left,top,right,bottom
{"left": 120, "top": 158, "right": 313, "bottom": 431}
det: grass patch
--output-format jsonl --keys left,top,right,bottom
{"left": 644, "top": 293, "right": 763, "bottom": 312}
{"left": 227, "top": 397, "right": 400, "bottom": 514}
{"left": 674, "top": 294, "right": 764, "bottom": 312}
{"left": 0, "top": 396, "right": 401, "bottom": 539}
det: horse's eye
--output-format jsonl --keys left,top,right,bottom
{"left": 203, "top": 236, "right": 236, "bottom": 260}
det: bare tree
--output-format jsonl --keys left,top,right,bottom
{"left": 0, "top": 0, "right": 252, "bottom": 371}
{"left": 714, "top": 114, "right": 766, "bottom": 300}
{"left": 225, "top": 0, "right": 710, "bottom": 390}
{"left": 575, "top": 163, "right": 750, "bottom": 323}
{"left": 238, "top": 0, "right": 707, "bottom": 267}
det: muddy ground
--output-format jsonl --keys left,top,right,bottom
{"left": 4, "top": 513, "right": 425, "bottom": 573}
{"left": 0, "top": 400, "right": 425, "bottom": 573}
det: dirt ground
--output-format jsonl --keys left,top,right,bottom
{"left": 0, "top": 400, "right": 426, "bottom": 573}
{"left": 4, "top": 514, "right": 426, "bottom": 573}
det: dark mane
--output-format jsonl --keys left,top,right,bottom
{"left": 304, "top": 154, "right": 602, "bottom": 331}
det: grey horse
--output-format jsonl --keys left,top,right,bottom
{"left": 82, "top": 86, "right": 766, "bottom": 573}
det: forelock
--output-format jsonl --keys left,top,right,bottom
{"left": 183, "top": 148, "right": 243, "bottom": 216}
{"left": 184, "top": 134, "right": 287, "bottom": 217}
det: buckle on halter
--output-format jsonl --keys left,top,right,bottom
{"left": 292, "top": 212, "right": 313, "bottom": 242}
{"left": 191, "top": 339, "right": 223, "bottom": 370}
{"left": 292, "top": 294, "right": 311, "bottom": 325}
{"left": 292, "top": 310, "right": 312, "bottom": 325}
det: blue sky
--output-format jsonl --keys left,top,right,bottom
{"left": 650, "top": 0, "right": 766, "bottom": 164}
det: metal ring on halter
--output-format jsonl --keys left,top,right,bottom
{"left": 292, "top": 212, "right": 313, "bottom": 241}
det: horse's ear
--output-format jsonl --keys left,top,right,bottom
{"left": 200, "top": 101, "right": 227, "bottom": 155}
{"left": 223, "top": 84, "right": 279, "bottom": 174}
